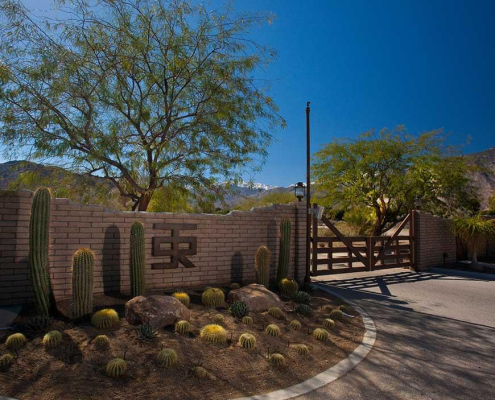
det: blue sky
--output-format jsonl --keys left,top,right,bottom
{"left": 4, "top": 0, "right": 495, "bottom": 187}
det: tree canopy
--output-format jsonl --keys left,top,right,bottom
{"left": 0, "top": 0, "right": 284, "bottom": 210}
{"left": 312, "top": 126, "right": 479, "bottom": 236}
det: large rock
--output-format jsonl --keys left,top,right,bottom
{"left": 125, "top": 295, "right": 190, "bottom": 327}
{"left": 228, "top": 284, "right": 283, "bottom": 312}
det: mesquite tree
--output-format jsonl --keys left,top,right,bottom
{"left": 0, "top": 0, "right": 284, "bottom": 210}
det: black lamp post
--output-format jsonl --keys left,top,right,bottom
{"left": 294, "top": 182, "right": 306, "bottom": 202}
{"left": 305, "top": 102, "right": 311, "bottom": 283}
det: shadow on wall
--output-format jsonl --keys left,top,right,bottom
{"left": 231, "top": 252, "right": 244, "bottom": 284}
{"left": 102, "top": 225, "right": 121, "bottom": 295}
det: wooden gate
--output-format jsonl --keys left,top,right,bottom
{"left": 311, "top": 206, "right": 415, "bottom": 275}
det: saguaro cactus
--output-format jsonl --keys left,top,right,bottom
{"left": 72, "top": 247, "right": 95, "bottom": 318}
{"left": 255, "top": 246, "right": 271, "bottom": 288}
{"left": 130, "top": 221, "right": 145, "bottom": 297}
{"left": 276, "top": 219, "right": 292, "bottom": 284}
{"left": 28, "top": 187, "right": 52, "bottom": 316}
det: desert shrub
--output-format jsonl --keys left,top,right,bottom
{"left": 279, "top": 278, "right": 298, "bottom": 298}
{"left": 269, "top": 353, "right": 285, "bottom": 366}
{"left": 268, "top": 307, "right": 284, "bottom": 319}
{"left": 238, "top": 333, "right": 256, "bottom": 349}
{"left": 289, "top": 320, "right": 301, "bottom": 331}
{"left": 230, "top": 283, "right": 240, "bottom": 289}
{"left": 5, "top": 333, "right": 26, "bottom": 351}
{"left": 212, "top": 314, "right": 224, "bottom": 324}
{"left": 265, "top": 324, "right": 281, "bottom": 337}
{"left": 27, "top": 315, "right": 52, "bottom": 332}
{"left": 157, "top": 348, "right": 177, "bottom": 367}
{"left": 172, "top": 292, "right": 190, "bottom": 308}
{"left": 295, "top": 344, "right": 309, "bottom": 356}
{"left": 294, "top": 291, "right": 311, "bottom": 305}
{"left": 0, "top": 353, "right": 15, "bottom": 371}
{"left": 295, "top": 304, "right": 313, "bottom": 317}
{"left": 42, "top": 330, "right": 62, "bottom": 348}
{"left": 106, "top": 358, "right": 127, "bottom": 378}
{"left": 323, "top": 318, "right": 335, "bottom": 329}
{"left": 313, "top": 328, "right": 329, "bottom": 342}
{"left": 136, "top": 322, "right": 158, "bottom": 341}
{"left": 202, "top": 288, "right": 225, "bottom": 307}
{"left": 91, "top": 309, "right": 120, "bottom": 329}
{"left": 93, "top": 335, "right": 110, "bottom": 348}
{"left": 200, "top": 324, "right": 228, "bottom": 344}
{"left": 175, "top": 320, "right": 191, "bottom": 335}
{"left": 229, "top": 301, "right": 249, "bottom": 319}
{"left": 242, "top": 316, "right": 254, "bottom": 326}
{"left": 329, "top": 309, "right": 343, "bottom": 321}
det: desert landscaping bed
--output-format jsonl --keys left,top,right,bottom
{"left": 0, "top": 286, "right": 364, "bottom": 400}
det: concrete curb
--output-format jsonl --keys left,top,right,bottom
{"left": 233, "top": 284, "right": 376, "bottom": 400}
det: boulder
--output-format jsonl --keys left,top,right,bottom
{"left": 125, "top": 295, "right": 190, "bottom": 327}
{"left": 228, "top": 284, "right": 283, "bottom": 312}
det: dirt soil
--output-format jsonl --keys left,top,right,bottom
{"left": 0, "top": 289, "right": 365, "bottom": 400}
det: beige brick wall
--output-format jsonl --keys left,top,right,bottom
{"left": 0, "top": 190, "right": 307, "bottom": 306}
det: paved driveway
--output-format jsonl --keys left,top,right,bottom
{"left": 299, "top": 268, "right": 495, "bottom": 400}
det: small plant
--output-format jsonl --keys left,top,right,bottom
{"left": 192, "top": 366, "right": 210, "bottom": 379}
{"left": 202, "top": 288, "right": 225, "bottom": 307}
{"left": 242, "top": 316, "right": 253, "bottom": 326}
{"left": 255, "top": 246, "right": 270, "bottom": 288}
{"left": 295, "top": 344, "right": 309, "bottom": 356}
{"left": 230, "top": 283, "right": 240, "bottom": 289}
{"left": 294, "top": 291, "right": 311, "bottom": 305}
{"left": 212, "top": 314, "right": 224, "bottom": 324}
{"left": 0, "top": 353, "right": 15, "bottom": 371}
{"left": 72, "top": 247, "right": 95, "bottom": 318}
{"left": 313, "top": 328, "right": 329, "bottom": 342}
{"left": 91, "top": 309, "right": 120, "bottom": 329}
{"left": 289, "top": 320, "right": 301, "bottom": 331}
{"left": 268, "top": 307, "right": 284, "bottom": 319}
{"left": 265, "top": 324, "right": 281, "bottom": 337}
{"left": 93, "top": 335, "right": 110, "bottom": 348}
{"left": 5, "top": 333, "right": 26, "bottom": 351}
{"left": 136, "top": 322, "right": 158, "bottom": 341}
{"left": 329, "top": 310, "right": 343, "bottom": 321}
{"left": 269, "top": 353, "right": 285, "bottom": 366}
{"left": 229, "top": 301, "right": 249, "bottom": 319}
{"left": 238, "top": 333, "right": 256, "bottom": 349}
{"left": 200, "top": 324, "right": 228, "bottom": 344}
{"left": 339, "top": 304, "right": 350, "bottom": 313}
{"left": 279, "top": 278, "right": 298, "bottom": 298}
{"left": 295, "top": 304, "right": 313, "bottom": 317}
{"left": 175, "top": 320, "right": 191, "bottom": 335}
{"left": 27, "top": 315, "right": 52, "bottom": 332}
{"left": 323, "top": 318, "right": 335, "bottom": 329}
{"left": 157, "top": 348, "right": 177, "bottom": 367}
{"left": 130, "top": 221, "right": 146, "bottom": 297}
{"left": 323, "top": 305, "right": 334, "bottom": 313}
{"left": 106, "top": 358, "right": 127, "bottom": 378}
{"left": 172, "top": 292, "right": 190, "bottom": 308}
{"left": 42, "top": 330, "right": 62, "bottom": 348}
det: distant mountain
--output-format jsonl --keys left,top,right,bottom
{"left": 467, "top": 147, "right": 495, "bottom": 209}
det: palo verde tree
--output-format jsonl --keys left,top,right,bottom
{"left": 0, "top": 0, "right": 284, "bottom": 211}
{"left": 313, "top": 126, "right": 478, "bottom": 236}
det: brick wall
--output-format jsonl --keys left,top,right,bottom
{"left": 414, "top": 211, "right": 456, "bottom": 270}
{"left": 0, "top": 190, "right": 307, "bottom": 306}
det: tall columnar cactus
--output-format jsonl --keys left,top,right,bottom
{"left": 28, "top": 187, "right": 52, "bottom": 316}
{"left": 130, "top": 221, "right": 146, "bottom": 297}
{"left": 255, "top": 246, "right": 271, "bottom": 288}
{"left": 72, "top": 247, "right": 95, "bottom": 318}
{"left": 276, "top": 219, "right": 292, "bottom": 284}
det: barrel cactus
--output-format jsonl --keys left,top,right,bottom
{"left": 202, "top": 288, "right": 225, "bottom": 307}
{"left": 0, "top": 353, "right": 14, "bottom": 371}
{"left": 72, "top": 247, "right": 95, "bottom": 319}
{"left": 279, "top": 278, "right": 298, "bottom": 298}
{"left": 255, "top": 246, "right": 270, "bottom": 288}
{"left": 106, "top": 358, "right": 127, "bottom": 378}
{"left": 27, "top": 315, "right": 52, "bottom": 332}
{"left": 212, "top": 314, "right": 224, "bottom": 324}
{"left": 242, "top": 316, "right": 254, "bottom": 326}
{"left": 200, "top": 324, "right": 228, "bottom": 344}
{"left": 172, "top": 292, "right": 190, "bottom": 308}
{"left": 268, "top": 307, "right": 284, "bottom": 319}
{"left": 157, "top": 348, "right": 177, "bottom": 367}
{"left": 294, "top": 290, "right": 311, "bottom": 305}
{"left": 93, "top": 335, "right": 110, "bottom": 348}
{"left": 192, "top": 366, "right": 210, "bottom": 379}
{"left": 130, "top": 221, "right": 146, "bottom": 297}
{"left": 175, "top": 320, "right": 191, "bottom": 335}
{"left": 276, "top": 219, "right": 292, "bottom": 284}
{"left": 28, "top": 187, "right": 53, "bottom": 316}
{"left": 295, "top": 344, "right": 309, "bottom": 356}
{"left": 43, "top": 330, "right": 62, "bottom": 348}
{"left": 238, "top": 333, "right": 256, "bottom": 349}
{"left": 289, "top": 320, "right": 301, "bottom": 331}
{"left": 329, "top": 309, "right": 343, "bottom": 321}
{"left": 229, "top": 301, "right": 249, "bottom": 319}
{"left": 6, "top": 333, "right": 26, "bottom": 351}
{"left": 269, "top": 353, "right": 285, "bottom": 366}
{"left": 265, "top": 324, "right": 281, "bottom": 337}
{"left": 323, "top": 318, "right": 335, "bottom": 329}
{"left": 313, "top": 328, "right": 329, "bottom": 342}
{"left": 91, "top": 309, "right": 119, "bottom": 329}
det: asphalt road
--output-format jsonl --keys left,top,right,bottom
{"left": 299, "top": 268, "right": 495, "bottom": 400}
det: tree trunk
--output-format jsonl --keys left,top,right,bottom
{"left": 136, "top": 192, "right": 153, "bottom": 211}
{"left": 470, "top": 249, "right": 484, "bottom": 271}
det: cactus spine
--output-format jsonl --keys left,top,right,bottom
{"left": 72, "top": 248, "right": 95, "bottom": 318}
{"left": 276, "top": 219, "right": 292, "bottom": 284}
{"left": 130, "top": 222, "right": 145, "bottom": 297}
{"left": 28, "top": 187, "right": 52, "bottom": 316}
{"left": 255, "top": 246, "right": 271, "bottom": 288}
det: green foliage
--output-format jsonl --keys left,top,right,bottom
{"left": 175, "top": 320, "right": 191, "bottom": 335}
{"left": 265, "top": 324, "right": 281, "bottom": 337}
{"left": 27, "top": 315, "right": 52, "bottom": 332}
{"left": 235, "top": 192, "right": 295, "bottom": 211}
{"left": 0, "top": 0, "right": 284, "bottom": 211}
{"left": 157, "top": 348, "right": 178, "bottom": 368}
{"left": 294, "top": 291, "right": 311, "bottom": 305}
{"left": 93, "top": 335, "right": 110, "bottom": 348}
{"left": 268, "top": 307, "right": 284, "bottom": 319}
{"left": 269, "top": 353, "right": 285, "bottom": 366}
{"left": 255, "top": 246, "right": 271, "bottom": 288}
{"left": 295, "top": 344, "right": 309, "bottom": 356}
{"left": 452, "top": 215, "right": 495, "bottom": 263}
{"left": 295, "top": 304, "right": 313, "bottom": 317}
{"left": 130, "top": 222, "right": 145, "bottom": 297}
{"left": 279, "top": 278, "right": 298, "bottom": 298}
{"left": 6, "top": 333, "right": 26, "bottom": 351}
{"left": 212, "top": 314, "right": 224, "bottom": 324}
{"left": 238, "top": 333, "right": 256, "bottom": 349}
{"left": 313, "top": 127, "right": 478, "bottom": 235}
{"left": 242, "top": 316, "right": 254, "bottom": 326}
{"left": 42, "top": 330, "right": 62, "bottom": 348}
{"left": 92, "top": 309, "right": 120, "bottom": 330}
{"left": 488, "top": 191, "right": 495, "bottom": 214}
{"left": 276, "top": 219, "right": 292, "bottom": 284}
{"left": 329, "top": 310, "right": 343, "bottom": 321}
{"left": 172, "top": 292, "right": 190, "bottom": 308}
{"left": 0, "top": 353, "right": 14, "bottom": 371}
{"left": 201, "top": 288, "right": 225, "bottom": 307}
{"left": 323, "top": 319, "right": 336, "bottom": 329}
{"left": 106, "top": 358, "right": 127, "bottom": 378}
{"left": 313, "top": 328, "right": 329, "bottom": 342}
{"left": 28, "top": 187, "right": 52, "bottom": 316}
{"left": 147, "top": 185, "right": 194, "bottom": 213}
{"left": 289, "top": 320, "right": 301, "bottom": 331}
{"left": 200, "top": 324, "right": 228, "bottom": 344}
{"left": 72, "top": 248, "right": 95, "bottom": 319}
{"left": 229, "top": 301, "right": 250, "bottom": 319}
{"left": 343, "top": 207, "right": 375, "bottom": 236}
{"left": 136, "top": 322, "right": 158, "bottom": 342}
